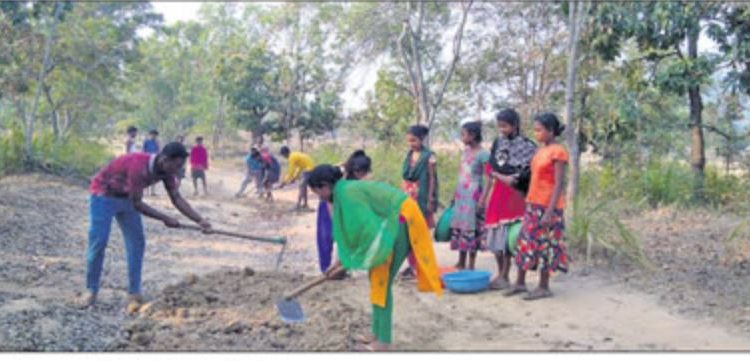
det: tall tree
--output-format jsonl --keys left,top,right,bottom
{"left": 257, "top": 3, "right": 345, "bottom": 147}
{"left": 454, "top": 2, "right": 568, "bottom": 124}
{"left": 349, "top": 68, "right": 418, "bottom": 146}
{"left": 198, "top": 2, "right": 247, "bottom": 151}
{"left": 340, "top": 1, "right": 473, "bottom": 134}
{"left": 220, "top": 44, "right": 280, "bottom": 145}
{"left": 590, "top": 1, "right": 723, "bottom": 202}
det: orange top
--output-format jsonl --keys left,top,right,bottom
{"left": 526, "top": 143, "right": 569, "bottom": 210}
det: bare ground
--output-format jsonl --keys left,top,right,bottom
{"left": 1, "top": 163, "right": 749, "bottom": 351}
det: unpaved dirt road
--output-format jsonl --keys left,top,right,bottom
{"left": 1, "top": 160, "right": 749, "bottom": 351}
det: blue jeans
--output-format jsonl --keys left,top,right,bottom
{"left": 86, "top": 195, "right": 146, "bottom": 295}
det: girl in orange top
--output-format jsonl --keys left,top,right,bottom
{"left": 505, "top": 113, "right": 570, "bottom": 301}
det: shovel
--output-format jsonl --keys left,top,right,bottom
{"left": 179, "top": 224, "right": 288, "bottom": 270}
{"left": 275, "top": 265, "right": 345, "bottom": 324}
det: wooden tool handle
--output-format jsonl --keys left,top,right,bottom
{"left": 180, "top": 224, "right": 286, "bottom": 245}
{"left": 284, "top": 266, "right": 345, "bottom": 300}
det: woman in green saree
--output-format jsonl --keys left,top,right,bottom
{"left": 308, "top": 165, "right": 443, "bottom": 351}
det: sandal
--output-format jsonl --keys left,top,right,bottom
{"left": 503, "top": 285, "right": 528, "bottom": 297}
{"left": 523, "top": 288, "right": 553, "bottom": 301}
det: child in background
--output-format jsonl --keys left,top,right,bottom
{"left": 449, "top": 121, "right": 490, "bottom": 270}
{"left": 260, "top": 146, "right": 281, "bottom": 201}
{"left": 505, "top": 112, "right": 570, "bottom": 301}
{"left": 484, "top": 109, "right": 537, "bottom": 290}
{"left": 143, "top": 130, "right": 160, "bottom": 196}
{"left": 278, "top": 146, "right": 316, "bottom": 211}
{"left": 236, "top": 146, "right": 264, "bottom": 198}
{"left": 400, "top": 125, "right": 438, "bottom": 280}
{"left": 190, "top": 136, "right": 209, "bottom": 196}
{"left": 125, "top": 126, "right": 138, "bottom": 154}
{"left": 143, "top": 129, "right": 160, "bottom": 154}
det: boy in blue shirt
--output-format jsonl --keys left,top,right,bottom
{"left": 143, "top": 130, "right": 160, "bottom": 196}
{"left": 235, "top": 147, "right": 264, "bottom": 198}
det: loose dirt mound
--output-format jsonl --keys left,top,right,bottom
{"left": 112, "top": 268, "right": 370, "bottom": 351}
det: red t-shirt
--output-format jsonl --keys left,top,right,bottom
{"left": 190, "top": 145, "right": 209, "bottom": 171}
{"left": 90, "top": 153, "right": 178, "bottom": 197}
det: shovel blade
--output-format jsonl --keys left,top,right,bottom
{"left": 275, "top": 298, "right": 305, "bottom": 324}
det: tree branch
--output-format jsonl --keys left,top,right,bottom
{"left": 700, "top": 124, "right": 743, "bottom": 141}
{"left": 410, "top": 1, "right": 429, "bottom": 124}
{"left": 398, "top": 19, "right": 419, "bottom": 100}
{"left": 395, "top": 82, "right": 415, "bottom": 97}
{"left": 430, "top": 0, "right": 473, "bottom": 125}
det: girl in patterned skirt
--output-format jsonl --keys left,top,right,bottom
{"left": 505, "top": 113, "right": 570, "bottom": 301}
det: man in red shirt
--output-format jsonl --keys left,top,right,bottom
{"left": 81, "top": 142, "right": 212, "bottom": 310}
{"left": 190, "top": 136, "right": 209, "bottom": 196}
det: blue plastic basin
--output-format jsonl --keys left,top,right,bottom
{"left": 441, "top": 270, "right": 491, "bottom": 294}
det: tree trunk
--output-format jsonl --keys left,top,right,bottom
{"left": 564, "top": 0, "right": 583, "bottom": 218}
{"left": 26, "top": 2, "right": 63, "bottom": 162}
{"left": 725, "top": 154, "right": 731, "bottom": 175}
{"left": 213, "top": 95, "right": 225, "bottom": 156}
{"left": 427, "top": 0, "right": 472, "bottom": 130}
{"left": 687, "top": 29, "right": 705, "bottom": 202}
{"left": 62, "top": 108, "right": 71, "bottom": 137}
{"left": 476, "top": 91, "right": 484, "bottom": 120}
{"left": 412, "top": 2, "right": 429, "bottom": 126}
{"left": 397, "top": 16, "right": 421, "bottom": 124}
{"left": 42, "top": 82, "right": 60, "bottom": 140}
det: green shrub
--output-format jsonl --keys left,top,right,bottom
{"left": 704, "top": 166, "right": 748, "bottom": 208}
{"left": 570, "top": 156, "right": 750, "bottom": 268}
{"left": 636, "top": 160, "right": 692, "bottom": 207}
{"left": 567, "top": 196, "right": 651, "bottom": 268}
{"left": 0, "top": 130, "right": 112, "bottom": 178}
{"left": 0, "top": 126, "right": 25, "bottom": 175}
{"left": 577, "top": 159, "right": 739, "bottom": 209}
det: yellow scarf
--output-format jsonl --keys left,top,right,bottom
{"left": 369, "top": 198, "right": 443, "bottom": 307}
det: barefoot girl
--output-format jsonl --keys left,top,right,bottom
{"left": 449, "top": 121, "right": 490, "bottom": 270}
{"left": 308, "top": 165, "right": 442, "bottom": 351}
{"left": 484, "top": 109, "right": 537, "bottom": 290}
{"left": 505, "top": 112, "right": 570, "bottom": 301}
